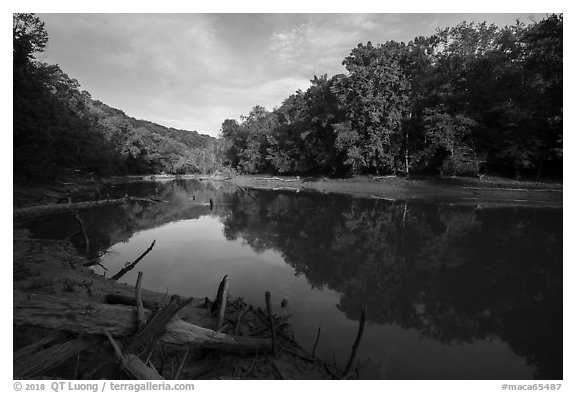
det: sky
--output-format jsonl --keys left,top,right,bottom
{"left": 37, "top": 13, "right": 547, "bottom": 137}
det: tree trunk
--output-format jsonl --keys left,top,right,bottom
{"left": 14, "top": 291, "right": 271, "bottom": 355}
{"left": 14, "top": 337, "right": 91, "bottom": 379}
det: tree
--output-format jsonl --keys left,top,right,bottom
{"left": 13, "top": 13, "right": 48, "bottom": 68}
{"left": 334, "top": 41, "right": 412, "bottom": 174}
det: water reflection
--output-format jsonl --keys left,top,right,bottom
{"left": 18, "top": 180, "right": 562, "bottom": 379}
{"left": 219, "top": 190, "right": 562, "bottom": 379}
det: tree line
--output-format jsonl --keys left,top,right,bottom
{"left": 14, "top": 13, "right": 218, "bottom": 182}
{"left": 220, "top": 15, "right": 562, "bottom": 178}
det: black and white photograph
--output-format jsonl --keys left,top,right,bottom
{"left": 12, "top": 5, "right": 565, "bottom": 390}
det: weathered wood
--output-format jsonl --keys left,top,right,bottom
{"left": 14, "top": 291, "right": 271, "bottom": 354}
{"left": 236, "top": 185, "right": 256, "bottom": 200}
{"left": 254, "top": 177, "right": 298, "bottom": 182}
{"left": 343, "top": 305, "right": 367, "bottom": 376}
{"left": 173, "top": 346, "right": 190, "bottom": 380}
{"left": 14, "top": 198, "right": 127, "bottom": 221}
{"left": 135, "top": 272, "right": 146, "bottom": 330}
{"left": 110, "top": 240, "right": 156, "bottom": 281}
{"left": 312, "top": 324, "right": 321, "bottom": 358}
{"left": 234, "top": 305, "right": 251, "bottom": 335}
{"left": 14, "top": 331, "right": 68, "bottom": 362}
{"left": 265, "top": 291, "right": 278, "bottom": 357}
{"left": 211, "top": 275, "right": 229, "bottom": 314}
{"left": 14, "top": 337, "right": 91, "bottom": 378}
{"left": 128, "top": 295, "right": 192, "bottom": 359}
{"left": 105, "top": 293, "right": 159, "bottom": 309}
{"left": 215, "top": 277, "right": 230, "bottom": 332}
{"left": 103, "top": 329, "right": 164, "bottom": 380}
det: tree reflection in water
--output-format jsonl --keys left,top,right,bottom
{"left": 219, "top": 190, "right": 562, "bottom": 379}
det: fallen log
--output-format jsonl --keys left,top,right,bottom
{"left": 128, "top": 295, "right": 193, "bottom": 359}
{"left": 14, "top": 337, "right": 91, "bottom": 379}
{"left": 14, "top": 331, "right": 68, "bottom": 362}
{"left": 254, "top": 177, "right": 298, "bottom": 182}
{"left": 103, "top": 329, "right": 164, "bottom": 380}
{"left": 14, "top": 291, "right": 271, "bottom": 354}
{"left": 110, "top": 240, "right": 156, "bottom": 281}
{"left": 13, "top": 198, "right": 127, "bottom": 221}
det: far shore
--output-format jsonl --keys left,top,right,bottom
{"left": 229, "top": 174, "right": 563, "bottom": 208}
{"left": 13, "top": 173, "right": 562, "bottom": 210}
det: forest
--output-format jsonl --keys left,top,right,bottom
{"left": 14, "top": 13, "right": 217, "bottom": 182}
{"left": 14, "top": 14, "right": 562, "bottom": 181}
{"left": 220, "top": 15, "right": 562, "bottom": 179}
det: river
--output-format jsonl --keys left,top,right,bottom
{"left": 22, "top": 179, "right": 563, "bottom": 379}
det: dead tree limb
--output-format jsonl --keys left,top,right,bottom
{"left": 14, "top": 198, "right": 127, "bottom": 221}
{"left": 211, "top": 275, "right": 229, "bottom": 314}
{"left": 343, "top": 305, "right": 367, "bottom": 376}
{"left": 103, "top": 329, "right": 164, "bottom": 380}
{"left": 312, "top": 324, "right": 322, "bottom": 358}
{"left": 14, "top": 331, "right": 68, "bottom": 362}
{"left": 14, "top": 337, "right": 91, "bottom": 379}
{"left": 173, "top": 346, "right": 190, "bottom": 380}
{"left": 236, "top": 185, "right": 256, "bottom": 200}
{"left": 14, "top": 291, "right": 271, "bottom": 354}
{"left": 235, "top": 305, "right": 251, "bottom": 335}
{"left": 265, "top": 291, "right": 278, "bottom": 357}
{"left": 127, "top": 295, "right": 193, "bottom": 360}
{"left": 215, "top": 276, "right": 230, "bottom": 331}
{"left": 105, "top": 293, "right": 159, "bottom": 310}
{"left": 135, "top": 271, "right": 146, "bottom": 330}
{"left": 110, "top": 240, "right": 156, "bottom": 281}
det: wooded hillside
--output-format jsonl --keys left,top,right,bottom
{"left": 14, "top": 13, "right": 217, "bottom": 182}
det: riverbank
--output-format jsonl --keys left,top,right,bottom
{"left": 13, "top": 228, "right": 333, "bottom": 380}
{"left": 229, "top": 174, "right": 563, "bottom": 208}
{"left": 14, "top": 173, "right": 563, "bottom": 211}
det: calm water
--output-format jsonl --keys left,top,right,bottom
{"left": 21, "top": 179, "right": 563, "bottom": 379}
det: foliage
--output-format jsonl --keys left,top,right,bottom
{"left": 219, "top": 15, "right": 562, "bottom": 179}
{"left": 13, "top": 14, "right": 215, "bottom": 182}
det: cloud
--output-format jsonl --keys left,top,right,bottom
{"left": 38, "top": 13, "right": 545, "bottom": 137}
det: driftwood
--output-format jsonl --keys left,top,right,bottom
{"left": 173, "top": 346, "right": 190, "bottom": 380}
{"left": 110, "top": 240, "right": 156, "bottom": 281}
{"left": 215, "top": 276, "right": 230, "bottom": 331}
{"left": 14, "top": 331, "right": 67, "bottom": 362}
{"left": 235, "top": 305, "right": 251, "bottom": 335}
{"left": 211, "top": 275, "right": 229, "bottom": 314}
{"left": 343, "top": 305, "right": 367, "bottom": 376}
{"left": 254, "top": 177, "right": 298, "bottom": 182}
{"left": 14, "top": 291, "right": 271, "bottom": 354}
{"left": 236, "top": 185, "right": 256, "bottom": 200}
{"left": 265, "top": 291, "right": 278, "bottom": 357}
{"left": 272, "top": 187, "right": 300, "bottom": 192}
{"left": 312, "top": 324, "right": 322, "bottom": 358}
{"left": 128, "top": 295, "right": 193, "bottom": 359}
{"left": 14, "top": 198, "right": 127, "bottom": 221}
{"left": 103, "top": 329, "right": 164, "bottom": 380}
{"left": 135, "top": 272, "right": 146, "bottom": 330}
{"left": 105, "top": 293, "right": 159, "bottom": 309}
{"left": 14, "top": 336, "right": 91, "bottom": 378}
{"left": 371, "top": 175, "right": 396, "bottom": 181}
